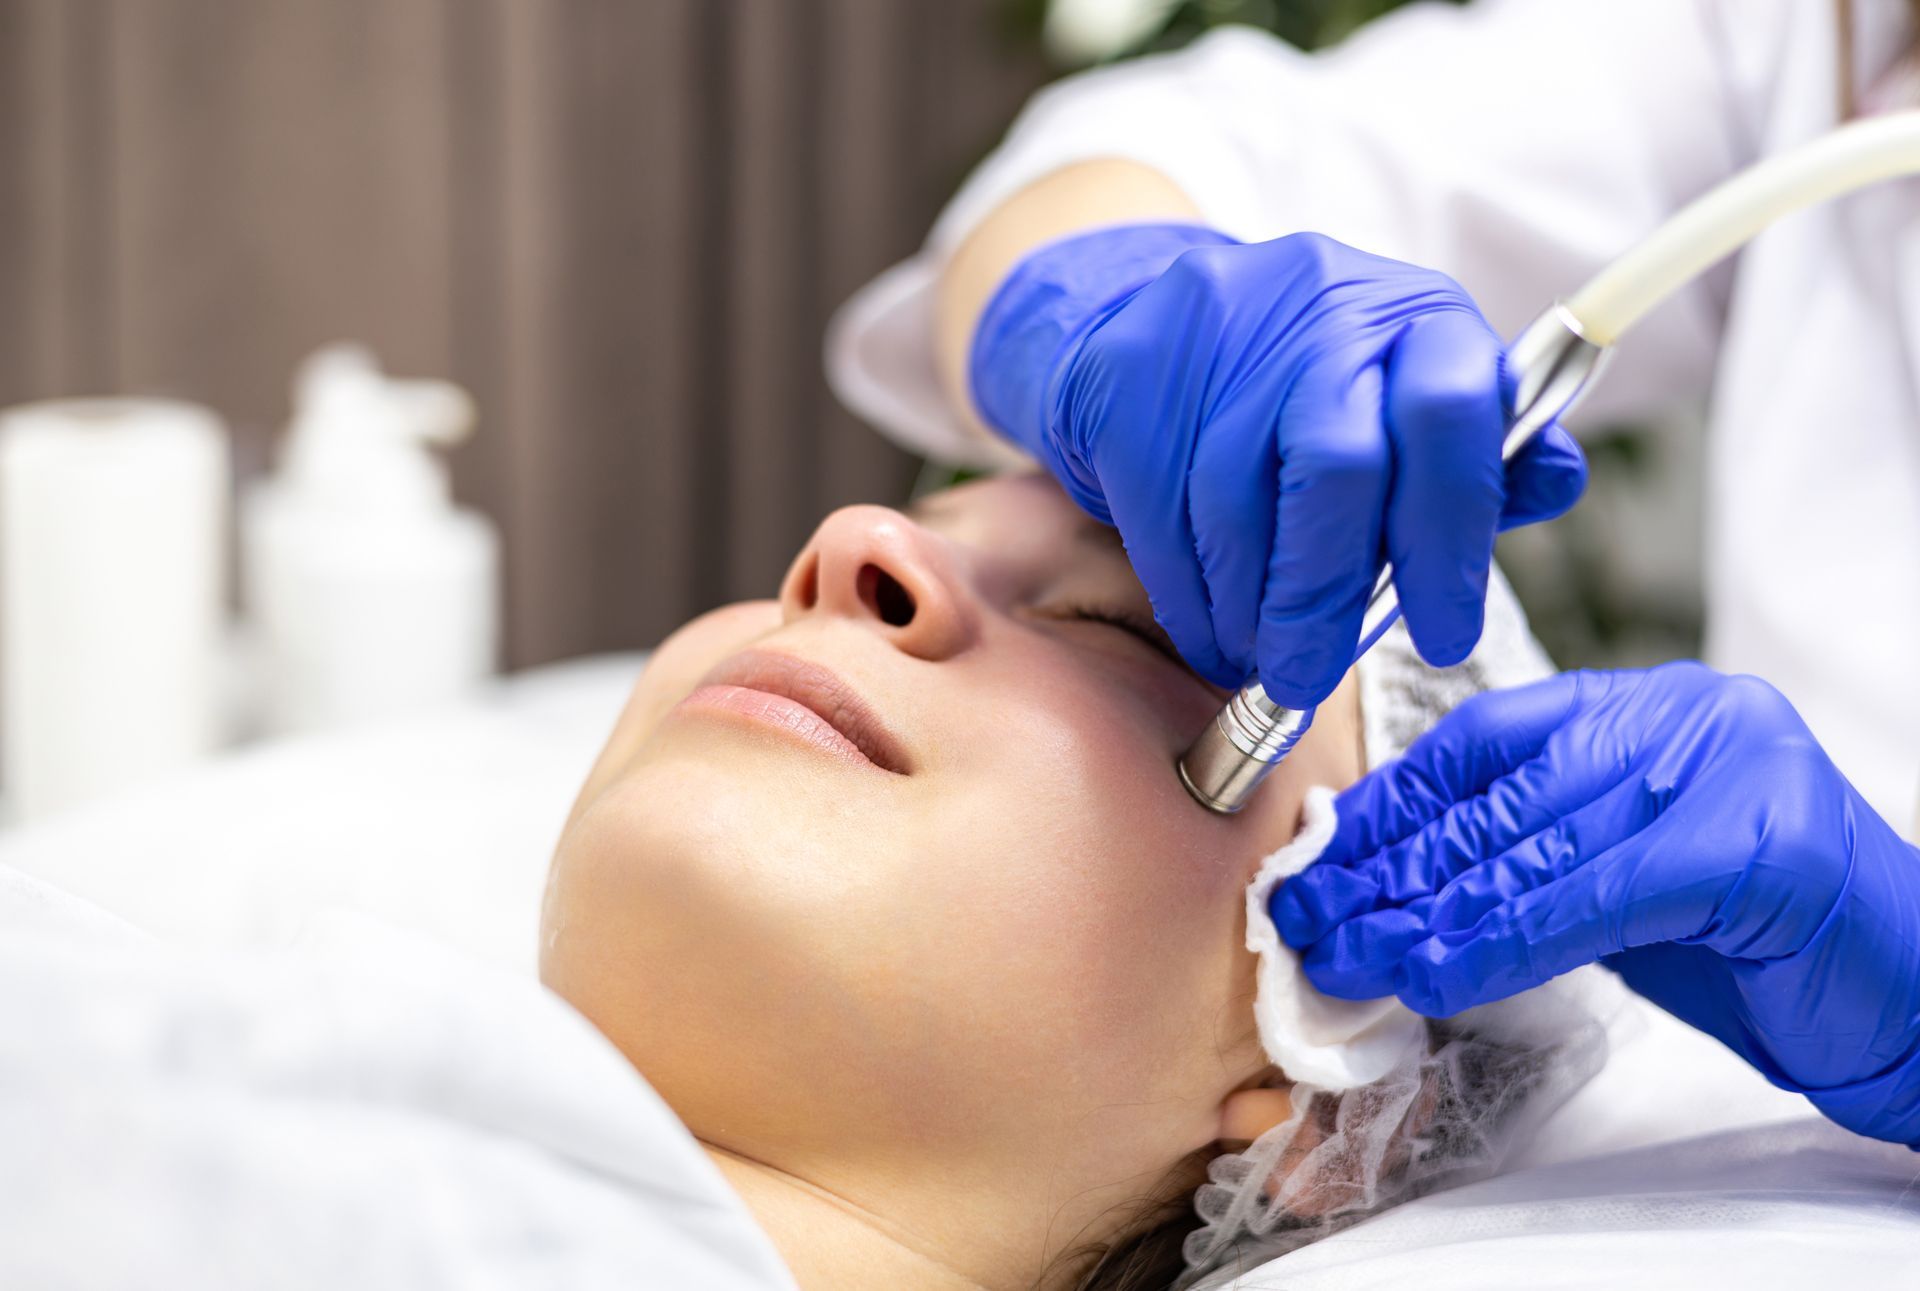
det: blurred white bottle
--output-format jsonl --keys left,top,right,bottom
{"left": 0, "top": 398, "right": 230, "bottom": 821}
{"left": 243, "top": 344, "right": 499, "bottom": 735}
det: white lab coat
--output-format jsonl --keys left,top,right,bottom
{"left": 828, "top": 0, "right": 1920, "bottom": 836}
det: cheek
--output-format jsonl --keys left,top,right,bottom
{"left": 540, "top": 754, "right": 923, "bottom": 1126}
{"left": 904, "top": 648, "right": 1265, "bottom": 1082}
{"left": 901, "top": 788, "right": 1259, "bottom": 1120}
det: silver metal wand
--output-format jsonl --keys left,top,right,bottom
{"left": 1176, "top": 303, "right": 1610, "bottom": 813}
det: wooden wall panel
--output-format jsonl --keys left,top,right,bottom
{"left": 109, "top": 0, "right": 459, "bottom": 452}
{"left": 725, "top": 0, "right": 816, "bottom": 599}
{"left": 0, "top": 0, "right": 1050, "bottom": 666}
{"left": 0, "top": 1, "right": 42, "bottom": 400}
{"left": 3, "top": 0, "right": 119, "bottom": 398}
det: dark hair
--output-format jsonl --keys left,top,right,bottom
{"left": 1047, "top": 1145, "right": 1214, "bottom": 1291}
{"left": 1066, "top": 1210, "right": 1204, "bottom": 1291}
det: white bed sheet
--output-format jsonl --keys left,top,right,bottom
{"left": 3, "top": 652, "right": 1915, "bottom": 1289}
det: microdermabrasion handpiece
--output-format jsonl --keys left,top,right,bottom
{"left": 1177, "top": 109, "right": 1920, "bottom": 814}
{"left": 1176, "top": 305, "right": 1608, "bottom": 813}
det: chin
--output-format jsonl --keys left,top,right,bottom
{"left": 561, "top": 743, "right": 897, "bottom": 952}
{"left": 566, "top": 756, "right": 773, "bottom": 891}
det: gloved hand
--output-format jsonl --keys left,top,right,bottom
{"left": 969, "top": 224, "right": 1586, "bottom": 706}
{"left": 1271, "top": 662, "right": 1920, "bottom": 1147}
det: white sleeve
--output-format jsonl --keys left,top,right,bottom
{"left": 828, "top": 0, "right": 1786, "bottom": 464}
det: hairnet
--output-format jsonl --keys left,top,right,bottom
{"left": 1179, "top": 971, "right": 1618, "bottom": 1286}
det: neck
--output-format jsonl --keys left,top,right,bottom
{"left": 702, "top": 1143, "right": 994, "bottom": 1291}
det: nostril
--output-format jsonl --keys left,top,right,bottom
{"left": 858, "top": 563, "right": 916, "bottom": 627}
{"left": 792, "top": 554, "right": 820, "bottom": 610}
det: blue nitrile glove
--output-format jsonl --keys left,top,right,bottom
{"left": 1271, "top": 663, "right": 1920, "bottom": 1147}
{"left": 969, "top": 224, "right": 1587, "bottom": 707}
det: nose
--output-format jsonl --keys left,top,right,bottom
{"left": 779, "top": 505, "right": 974, "bottom": 660}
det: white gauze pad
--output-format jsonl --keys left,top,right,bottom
{"left": 1244, "top": 785, "right": 1424, "bottom": 1089}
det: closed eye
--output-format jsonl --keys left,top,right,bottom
{"left": 1057, "top": 603, "right": 1184, "bottom": 666}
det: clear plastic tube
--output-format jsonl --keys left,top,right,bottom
{"left": 1567, "top": 111, "right": 1920, "bottom": 345}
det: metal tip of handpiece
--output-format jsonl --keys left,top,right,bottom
{"left": 1177, "top": 755, "right": 1245, "bottom": 815}
{"left": 1178, "top": 693, "right": 1317, "bottom": 814}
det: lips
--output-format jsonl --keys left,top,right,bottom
{"left": 689, "top": 649, "right": 912, "bottom": 775}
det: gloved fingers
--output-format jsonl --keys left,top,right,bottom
{"left": 1390, "top": 868, "right": 1612, "bottom": 1015}
{"left": 1335, "top": 734, "right": 1607, "bottom": 905}
{"left": 1337, "top": 672, "right": 1600, "bottom": 854}
{"left": 1297, "top": 898, "right": 1435, "bottom": 1000}
{"left": 1080, "top": 322, "right": 1237, "bottom": 687}
{"left": 1421, "top": 769, "right": 1672, "bottom": 933}
{"left": 1392, "top": 814, "right": 1727, "bottom": 1016}
{"left": 1271, "top": 864, "right": 1381, "bottom": 953}
{"left": 1290, "top": 773, "right": 1664, "bottom": 998}
{"left": 1254, "top": 360, "right": 1392, "bottom": 709}
{"left": 1186, "top": 380, "right": 1286, "bottom": 686}
{"left": 1105, "top": 492, "right": 1235, "bottom": 690}
{"left": 1498, "top": 422, "right": 1587, "bottom": 530}
{"left": 1272, "top": 673, "right": 1594, "bottom": 947}
{"left": 1381, "top": 310, "right": 1507, "bottom": 669}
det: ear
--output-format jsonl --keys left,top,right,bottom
{"left": 1218, "top": 1082, "right": 1295, "bottom": 1146}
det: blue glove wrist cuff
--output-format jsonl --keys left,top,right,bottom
{"left": 968, "top": 222, "right": 1235, "bottom": 518}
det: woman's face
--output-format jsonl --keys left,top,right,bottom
{"left": 541, "top": 473, "right": 1362, "bottom": 1252}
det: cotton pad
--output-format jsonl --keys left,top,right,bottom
{"left": 1243, "top": 785, "right": 1423, "bottom": 1089}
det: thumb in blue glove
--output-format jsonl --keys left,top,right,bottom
{"left": 969, "top": 223, "right": 1587, "bottom": 707}
{"left": 1272, "top": 663, "right": 1920, "bottom": 1148}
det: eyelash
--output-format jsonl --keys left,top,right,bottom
{"left": 1058, "top": 603, "right": 1180, "bottom": 664}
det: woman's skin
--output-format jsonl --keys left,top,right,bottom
{"left": 541, "top": 473, "right": 1365, "bottom": 1290}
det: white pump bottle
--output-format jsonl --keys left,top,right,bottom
{"left": 243, "top": 344, "right": 500, "bottom": 735}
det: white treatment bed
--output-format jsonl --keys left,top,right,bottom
{"left": 1, "top": 655, "right": 1915, "bottom": 1290}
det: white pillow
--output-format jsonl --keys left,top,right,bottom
{"left": 0, "top": 654, "right": 646, "bottom": 973}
